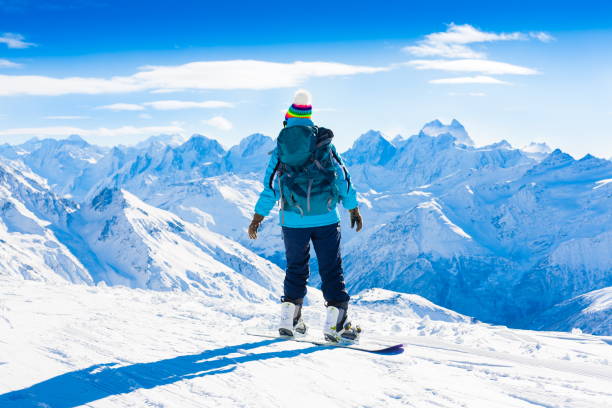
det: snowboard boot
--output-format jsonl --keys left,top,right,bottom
{"left": 278, "top": 297, "right": 307, "bottom": 336}
{"left": 323, "top": 301, "right": 361, "bottom": 343}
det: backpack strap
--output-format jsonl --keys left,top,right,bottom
{"left": 268, "top": 159, "right": 280, "bottom": 197}
{"left": 330, "top": 146, "right": 351, "bottom": 193}
{"left": 315, "top": 127, "right": 334, "bottom": 147}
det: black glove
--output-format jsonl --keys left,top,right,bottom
{"left": 349, "top": 208, "right": 363, "bottom": 232}
{"left": 248, "top": 213, "right": 265, "bottom": 239}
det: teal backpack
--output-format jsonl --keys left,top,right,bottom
{"left": 269, "top": 125, "right": 350, "bottom": 218}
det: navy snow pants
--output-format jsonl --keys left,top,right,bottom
{"left": 281, "top": 222, "right": 350, "bottom": 304}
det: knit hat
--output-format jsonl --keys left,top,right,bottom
{"left": 285, "top": 89, "right": 312, "bottom": 120}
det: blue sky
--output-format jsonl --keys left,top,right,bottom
{"left": 0, "top": 0, "right": 611, "bottom": 157}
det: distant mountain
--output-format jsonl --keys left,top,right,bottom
{"left": 0, "top": 121, "right": 610, "bottom": 334}
{"left": 70, "top": 187, "right": 283, "bottom": 302}
{"left": 527, "top": 287, "right": 611, "bottom": 335}
{"left": 421, "top": 119, "right": 474, "bottom": 146}
{"left": 344, "top": 120, "right": 532, "bottom": 193}
{"left": 352, "top": 288, "right": 473, "bottom": 323}
{"left": 5, "top": 135, "right": 109, "bottom": 199}
{"left": 224, "top": 133, "right": 275, "bottom": 175}
{"left": 521, "top": 142, "right": 552, "bottom": 161}
{"left": 342, "top": 129, "right": 612, "bottom": 325}
{"left": 0, "top": 152, "right": 286, "bottom": 303}
{"left": 0, "top": 158, "right": 92, "bottom": 284}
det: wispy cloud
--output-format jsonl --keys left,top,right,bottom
{"left": 0, "top": 59, "right": 21, "bottom": 68}
{"left": 403, "top": 24, "right": 551, "bottom": 85}
{"left": 44, "top": 115, "right": 90, "bottom": 120}
{"left": 97, "top": 103, "right": 145, "bottom": 111}
{"left": 403, "top": 23, "right": 552, "bottom": 59}
{"left": 0, "top": 59, "right": 388, "bottom": 96}
{"left": 0, "top": 32, "right": 36, "bottom": 49}
{"left": 407, "top": 59, "right": 538, "bottom": 75}
{"left": 529, "top": 31, "right": 555, "bottom": 43}
{"left": 144, "top": 100, "right": 234, "bottom": 110}
{"left": 448, "top": 92, "right": 487, "bottom": 96}
{"left": 0, "top": 75, "right": 142, "bottom": 96}
{"left": 134, "top": 60, "right": 388, "bottom": 91}
{"left": 430, "top": 76, "right": 510, "bottom": 85}
{"left": 0, "top": 125, "right": 184, "bottom": 138}
{"left": 202, "top": 116, "right": 233, "bottom": 131}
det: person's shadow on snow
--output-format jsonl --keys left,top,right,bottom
{"left": 0, "top": 339, "right": 321, "bottom": 408}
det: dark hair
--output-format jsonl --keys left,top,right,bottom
{"left": 282, "top": 120, "right": 287, "bottom": 128}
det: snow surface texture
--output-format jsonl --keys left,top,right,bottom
{"left": 0, "top": 280, "right": 611, "bottom": 408}
{"left": 0, "top": 120, "right": 611, "bottom": 336}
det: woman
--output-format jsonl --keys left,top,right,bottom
{"left": 248, "top": 89, "right": 363, "bottom": 342}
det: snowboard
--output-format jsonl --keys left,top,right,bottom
{"left": 245, "top": 328, "right": 404, "bottom": 355}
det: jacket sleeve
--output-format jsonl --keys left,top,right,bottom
{"left": 254, "top": 148, "right": 279, "bottom": 217}
{"left": 331, "top": 144, "right": 358, "bottom": 210}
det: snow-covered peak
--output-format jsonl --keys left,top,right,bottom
{"left": 343, "top": 130, "right": 396, "bottom": 166}
{"left": 0, "top": 136, "right": 109, "bottom": 199}
{"left": 77, "top": 187, "right": 283, "bottom": 300}
{"left": 481, "top": 140, "right": 513, "bottom": 150}
{"left": 66, "top": 134, "right": 89, "bottom": 146}
{"left": 225, "top": 133, "right": 275, "bottom": 175}
{"left": 521, "top": 142, "right": 552, "bottom": 161}
{"left": 352, "top": 288, "right": 472, "bottom": 323}
{"left": 528, "top": 287, "right": 611, "bottom": 335}
{"left": 133, "top": 134, "right": 186, "bottom": 150}
{"left": 179, "top": 134, "right": 226, "bottom": 156}
{"left": 421, "top": 119, "right": 474, "bottom": 146}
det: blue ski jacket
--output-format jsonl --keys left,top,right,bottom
{"left": 254, "top": 118, "right": 358, "bottom": 228}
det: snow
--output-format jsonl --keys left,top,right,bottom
{"left": 0, "top": 119, "right": 611, "bottom": 406}
{"left": 0, "top": 119, "right": 610, "bottom": 337}
{"left": 521, "top": 141, "right": 552, "bottom": 160}
{"left": 420, "top": 119, "right": 475, "bottom": 146}
{"left": 594, "top": 178, "right": 612, "bottom": 189}
{"left": 528, "top": 287, "right": 612, "bottom": 335}
{"left": 0, "top": 280, "right": 610, "bottom": 407}
{"left": 339, "top": 122, "right": 612, "bottom": 329}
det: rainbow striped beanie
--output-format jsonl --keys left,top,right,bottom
{"left": 285, "top": 89, "right": 312, "bottom": 120}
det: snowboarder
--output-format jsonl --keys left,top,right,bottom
{"left": 248, "top": 89, "right": 363, "bottom": 343}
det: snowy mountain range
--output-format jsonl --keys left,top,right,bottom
{"left": 0, "top": 119, "right": 610, "bottom": 335}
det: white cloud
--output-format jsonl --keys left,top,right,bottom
{"left": 430, "top": 76, "right": 511, "bottom": 85}
{"left": 448, "top": 92, "right": 486, "bottom": 96}
{"left": 405, "top": 43, "right": 486, "bottom": 59}
{"left": 0, "top": 125, "right": 184, "bottom": 138}
{"left": 404, "top": 24, "right": 526, "bottom": 59}
{"left": 139, "top": 113, "right": 152, "bottom": 119}
{"left": 44, "top": 115, "right": 90, "bottom": 120}
{"left": 0, "top": 75, "right": 142, "bottom": 96}
{"left": 133, "top": 60, "right": 387, "bottom": 90}
{"left": 529, "top": 31, "right": 555, "bottom": 43}
{"left": 407, "top": 59, "right": 538, "bottom": 75}
{"left": 403, "top": 24, "right": 551, "bottom": 86}
{"left": 0, "top": 32, "right": 35, "bottom": 49}
{"left": 0, "top": 59, "right": 21, "bottom": 68}
{"left": 144, "top": 100, "right": 234, "bottom": 110}
{"left": 149, "top": 88, "right": 185, "bottom": 94}
{"left": 202, "top": 116, "right": 233, "bottom": 131}
{"left": 97, "top": 103, "right": 145, "bottom": 111}
{"left": 0, "top": 59, "right": 388, "bottom": 96}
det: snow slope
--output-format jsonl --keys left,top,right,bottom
{"left": 0, "top": 158, "right": 92, "bottom": 284}
{"left": 341, "top": 122, "right": 612, "bottom": 328}
{"left": 0, "top": 280, "right": 610, "bottom": 408}
{"left": 70, "top": 187, "right": 284, "bottom": 302}
{"left": 527, "top": 287, "right": 612, "bottom": 336}
{"left": 0, "top": 120, "right": 610, "bottom": 335}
